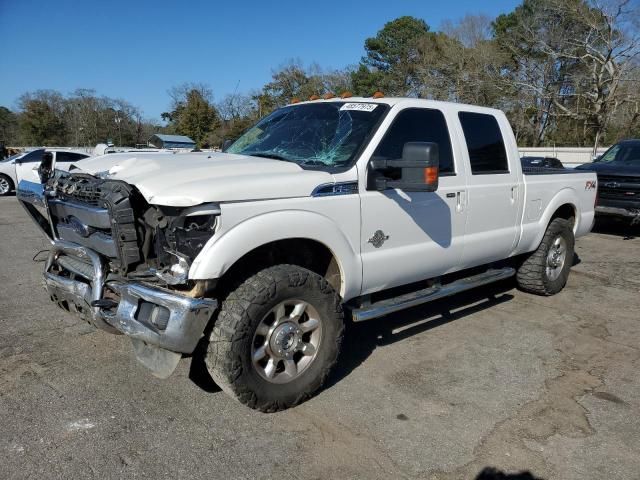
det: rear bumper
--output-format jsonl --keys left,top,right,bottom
{"left": 596, "top": 205, "right": 640, "bottom": 219}
{"left": 45, "top": 240, "right": 217, "bottom": 354}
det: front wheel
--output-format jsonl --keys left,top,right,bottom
{"left": 0, "top": 174, "right": 14, "bottom": 196}
{"left": 205, "top": 264, "right": 344, "bottom": 412}
{"left": 516, "top": 217, "right": 575, "bottom": 296}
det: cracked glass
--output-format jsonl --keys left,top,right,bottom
{"left": 227, "top": 102, "right": 388, "bottom": 169}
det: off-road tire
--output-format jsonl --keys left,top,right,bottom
{"left": 0, "top": 174, "right": 14, "bottom": 196}
{"left": 516, "top": 217, "right": 574, "bottom": 296}
{"left": 206, "top": 264, "right": 344, "bottom": 412}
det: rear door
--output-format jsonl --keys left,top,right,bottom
{"left": 457, "top": 111, "right": 522, "bottom": 268}
{"left": 359, "top": 107, "right": 468, "bottom": 295}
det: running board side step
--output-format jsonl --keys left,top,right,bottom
{"left": 351, "top": 267, "right": 515, "bottom": 322}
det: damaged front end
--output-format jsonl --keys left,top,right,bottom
{"left": 17, "top": 169, "right": 219, "bottom": 378}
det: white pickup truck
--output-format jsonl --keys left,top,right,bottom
{"left": 17, "top": 97, "right": 597, "bottom": 411}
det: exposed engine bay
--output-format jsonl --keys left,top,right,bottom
{"left": 46, "top": 170, "right": 218, "bottom": 288}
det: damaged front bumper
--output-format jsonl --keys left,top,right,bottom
{"left": 44, "top": 241, "right": 218, "bottom": 354}
{"left": 18, "top": 179, "right": 218, "bottom": 377}
{"left": 44, "top": 240, "right": 218, "bottom": 377}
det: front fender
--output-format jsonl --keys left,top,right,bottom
{"left": 189, "top": 209, "right": 362, "bottom": 300}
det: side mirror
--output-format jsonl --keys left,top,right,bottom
{"left": 222, "top": 139, "right": 233, "bottom": 152}
{"left": 369, "top": 142, "right": 440, "bottom": 192}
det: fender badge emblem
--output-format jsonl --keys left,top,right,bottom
{"left": 368, "top": 230, "right": 389, "bottom": 248}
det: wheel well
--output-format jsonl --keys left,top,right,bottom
{"left": 551, "top": 203, "right": 576, "bottom": 229}
{"left": 215, "top": 238, "right": 342, "bottom": 299}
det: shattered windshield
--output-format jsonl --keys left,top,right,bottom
{"left": 226, "top": 102, "right": 388, "bottom": 168}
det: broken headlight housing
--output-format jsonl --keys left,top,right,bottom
{"left": 148, "top": 204, "right": 220, "bottom": 285}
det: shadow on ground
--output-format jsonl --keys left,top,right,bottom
{"left": 188, "top": 279, "right": 516, "bottom": 395}
{"left": 325, "top": 279, "right": 515, "bottom": 391}
{"left": 476, "top": 467, "right": 544, "bottom": 480}
{"left": 592, "top": 216, "right": 640, "bottom": 240}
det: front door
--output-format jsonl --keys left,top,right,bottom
{"left": 359, "top": 107, "right": 467, "bottom": 295}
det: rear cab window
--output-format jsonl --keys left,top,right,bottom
{"left": 458, "top": 112, "right": 509, "bottom": 175}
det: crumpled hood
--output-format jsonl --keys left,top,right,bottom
{"left": 71, "top": 151, "right": 335, "bottom": 206}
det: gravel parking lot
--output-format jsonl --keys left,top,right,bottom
{"left": 1, "top": 195, "right": 639, "bottom": 480}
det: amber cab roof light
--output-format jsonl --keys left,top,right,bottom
{"left": 340, "top": 91, "right": 353, "bottom": 99}
{"left": 290, "top": 98, "right": 301, "bottom": 104}
{"left": 322, "top": 93, "right": 335, "bottom": 99}
{"left": 309, "top": 95, "right": 320, "bottom": 101}
{"left": 372, "top": 91, "right": 385, "bottom": 99}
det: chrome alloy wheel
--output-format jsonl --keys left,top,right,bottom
{"left": 252, "top": 299, "right": 323, "bottom": 384}
{"left": 0, "top": 177, "right": 10, "bottom": 195}
{"left": 546, "top": 236, "right": 567, "bottom": 281}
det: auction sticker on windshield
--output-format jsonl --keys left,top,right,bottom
{"left": 340, "top": 103, "right": 378, "bottom": 112}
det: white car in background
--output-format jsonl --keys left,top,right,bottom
{"left": 0, "top": 148, "right": 90, "bottom": 196}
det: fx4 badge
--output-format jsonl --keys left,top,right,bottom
{"left": 585, "top": 180, "right": 597, "bottom": 191}
{"left": 368, "top": 230, "right": 389, "bottom": 248}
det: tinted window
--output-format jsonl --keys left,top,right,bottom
{"left": 459, "top": 112, "right": 509, "bottom": 174}
{"left": 20, "top": 149, "right": 45, "bottom": 163}
{"left": 56, "top": 152, "right": 89, "bottom": 163}
{"left": 372, "top": 108, "right": 455, "bottom": 174}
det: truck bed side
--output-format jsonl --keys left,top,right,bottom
{"left": 515, "top": 169, "right": 596, "bottom": 255}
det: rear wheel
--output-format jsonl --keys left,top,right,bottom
{"left": 205, "top": 264, "right": 344, "bottom": 412}
{"left": 0, "top": 174, "right": 14, "bottom": 196}
{"left": 516, "top": 218, "right": 575, "bottom": 295}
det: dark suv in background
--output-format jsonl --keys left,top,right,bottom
{"left": 577, "top": 140, "right": 640, "bottom": 225}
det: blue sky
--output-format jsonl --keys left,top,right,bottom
{"left": 0, "top": 0, "right": 519, "bottom": 121}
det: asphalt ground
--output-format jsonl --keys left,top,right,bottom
{"left": 1, "top": 195, "right": 639, "bottom": 480}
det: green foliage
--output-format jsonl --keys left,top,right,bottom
{"left": 361, "top": 16, "right": 431, "bottom": 95}
{"left": 18, "top": 91, "right": 67, "bottom": 145}
{"left": 6, "top": 89, "right": 160, "bottom": 147}
{"left": 350, "top": 65, "right": 385, "bottom": 97}
{"left": 0, "top": 107, "right": 18, "bottom": 144}
{"left": 175, "top": 90, "right": 218, "bottom": 147}
{"left": 162, "top": 83, "right": 218, "bottom": 148}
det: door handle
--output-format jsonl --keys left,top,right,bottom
{"left": 511, "top": 186, "right": 519, "bottom": 204}
{"left": 456, "top": 191, "right": 466, "bottom": 213}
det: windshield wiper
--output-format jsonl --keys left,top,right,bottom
{"left": 246, "top": 152, "right": 294, "bottom": 162}
{"left": 298, "top": 160, "right": 331, "bottom": 166}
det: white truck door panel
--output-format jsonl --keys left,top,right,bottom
{"left": 359, "top": 107, "right": 467, "bottom": 295}
{"left": 457, "top": 111, "right": 522, "bottom": 268}
{"left": 360, "top": 178, "right": 466, "bottom": 294}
